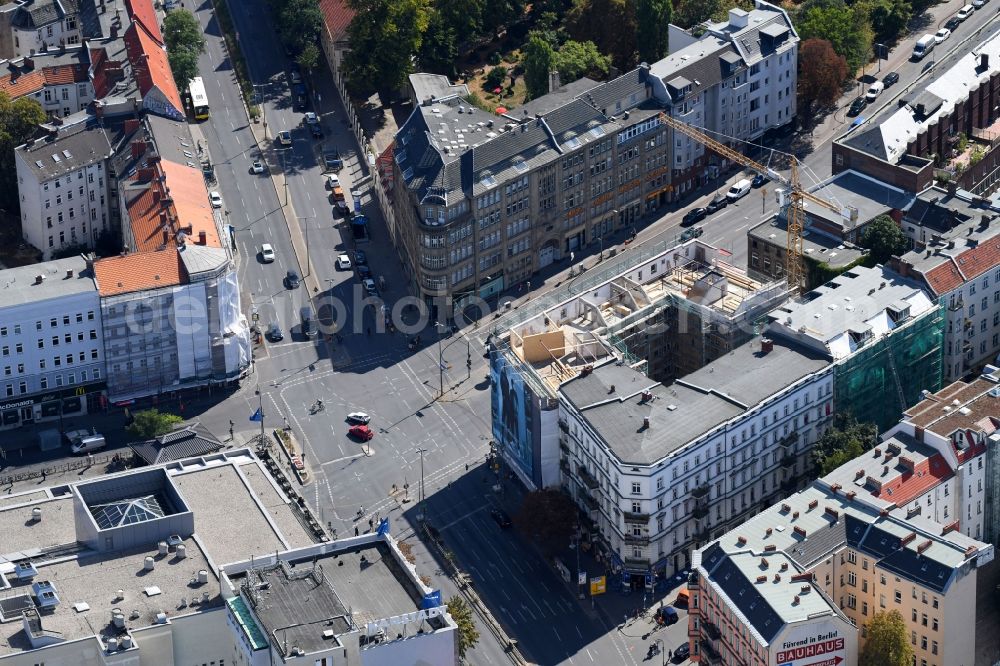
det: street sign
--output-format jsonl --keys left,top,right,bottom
{"left": 590, "top": 576, "right": 606, "bottom": 595}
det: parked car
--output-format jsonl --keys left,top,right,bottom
{"left": 944, "top": 16, "right": 962, "bottom": 30}
{"left": 354, "top": 250, "right": 367, "bottom": 265}
{"left": 705, "top": 193, "right": 728, "bottom": 213}
{"left": 326, "top": 174, "right": 340, "bottom": 189}
{"left": 672, "top": 643, "right": 690, "bottom": 663}
{"left": 336, "top": 254, "right": 352, "bottom": 270}
{"left": 865, "top": 80, "right": 884, "bottom": 103}
{"left": 973, "top": 0, "right": 988, "bottom": 8}
{"left": 260, "top": 243, "right": 275, "bottom": 263}
{"left": 680, "top": 226, "right": 703, "bottom": 241}
{"left": 882, "top": 71, "right": 900, "bottom": 87}
{"left": 71, "top": 434, "right": 107, "bottom": 454}
{"left": 349, "top": 425, "right": 374, "bottom": 441}
{"left": 655, "top": 606, "right": 679, "bottom": 626}
{"left": 284, "top": 270, "right": 300, "bottom": 289}
{"left": 847, "top": 97, "right": 867, "bottom": 117}
{"left": 304, "top": 111, "right": 318, "bottom": 124}
{"left": 290, "top": 70, "right": 302, "bottom": 85}
{"left": 266, "top": 321, "right": 283, "bottom": 341}
{"left": 209, "top": 191, "right": 223, "bottom": 208}
{"left": 277, "top": 130, "right": 292, "bottom": 146}
{"left": 934, "top": 27, "right": 951, "bottom": 43}
{"left": 362, "top": 277, "right": 377, "bottom": 296}
{"left": 490, "top": 509, "right": 513, "bottom": 528}
{"left": 681, "top": 207, "right": 706, "bottom": 226}
{"left": 751, "top": 173, "right": 769, "bottom": 188}
{"left": 347, "top": 412, "right": 371, "bottom": 425}
{"left": 726, "top": 178, "right": 752, "bottom": 202}
{"left": 956, "top": 3, "right": 974, "bottom": 19}
{"left": 357, "top": 264, "right": 372, "bottom": 279}
{"left": 324, "top": 148, "right": 343, "bottom": 171}
{"left": 309, "top": 123, "right": 323, "bottom": 139}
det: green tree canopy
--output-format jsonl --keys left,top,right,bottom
{"left": 812, "top": 413, "right": 878, "bottom": 475}
{"left": 127, "top": 409, "right": 184, "bottom": 439}
{"left": 278, "top": 0, "right": 323, "bottom": 55}
{"left": 485, "top": 65, "right": 508, "bottom": 90}
{"left": 673, "top": 0, "right": 722, "bottom": 29}
{"left": 345, "top": 0, "right": 431, "bottom": 95}
{"left": 514, "top": 489, "right": 577, "bottom": 556}
{"left": 796, "top": 0, "right": 872, "bottom": 75}
{"left": 862, "top": 0, "right": 911, "bottom": 46}
{"left": 555, "top": 40, "right": 610, "bottom": 81}
{"left": 565, "top": 0, "right": 636, "bottom": 69}
{"left": 167, "top": 46, "right": 200, "bottom": 90}
{"left": 437, "top": 0, "right": 483, "bottom": 45}
{"left": 0, "top": 92, "right": 46, "bottom": 213}
{"left": 296, "top": 42, "right": 320, "bottom": 73}
{"left": 446, "top": 596, "right": 480, "bottom": 659}
{"left": 860, "top": 214, "right": 908, "bottom": 265}
{"left": 861, "top": 610, "right": 913, "bottom": 666}
{"left": 417, "top": 9, "right": 458, "bottom": 76}
{"left": 163, "top": 10, "right": 205, "bottom": 55}
{"left": 523, "top": 31, "right": 557, "bottom": 100}
{"left": 635, "top": 0, "right": 671, "bottom": 63}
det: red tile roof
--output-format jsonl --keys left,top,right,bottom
{"left": 160, "top": 159, "right": 220, "bottom": 248}
{"left": 319, "top": 0, "right": 354, "bottom": 42}
{"left": 89, "top": 46, "right": 125, "bottom": 98}
{"left": 873, "top": 453, "right": 953, "bottom": 506}
{"left": 124, "top": 0, "right": 163, "bottom": 44}
{"left": 93, "top": 249, "right": 186, "bottom": 296}
{"left": 922, "top": 237, "right": 1000, "bottom": 295}
{"left": 125, "top": 159, "right": 220, "bottom": 253}
{"left": 42, "top": 63, "right": 89, "bottom": 86}
{"left": 124, "top": 21, "right": 183, "bottom": 117}
{"left": 0, "top": 70, "right": 45, "bottom": 98}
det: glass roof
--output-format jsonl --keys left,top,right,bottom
{"left": 90, "top": 495, "right": 166, "bottom": 529}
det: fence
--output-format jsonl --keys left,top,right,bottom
{"left": 1, "top": 452, "right": 121, "bottom": 487}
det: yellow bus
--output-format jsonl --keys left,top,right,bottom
{"left": 189, "top": 76, "right": 209, "bottom": 120}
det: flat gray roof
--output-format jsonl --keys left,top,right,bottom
{"left": 145, "top": 113, "right": 201, "bottom": 170}
{"left": 806, "top": 170, "right": 915, "bottom": 231}
{"left": 561, "top": 338, "right": 830, "bottom": 465}
{"left": 0, "top": 256, "right": 96, "bottom": 309}
{"left": 749, "top": 215, "right": 865, "bottom": 269}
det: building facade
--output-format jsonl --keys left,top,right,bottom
{"left": 0, "top": 48, "right": 93, "bottom": 117}
{"left": 0, "top": 256, "right": 105, "bottom": 430}
{"left": 0, "top": 0, "right": 81, "bottom": 60}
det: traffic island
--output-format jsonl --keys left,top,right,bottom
{"left": 273, "top": 427, "right": 312, "bottom": 485}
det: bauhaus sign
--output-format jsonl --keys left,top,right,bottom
{"left": 777, "top": 625, "right": 846, "bottom": 666}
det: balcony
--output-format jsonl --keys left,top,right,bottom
{"left": 700, "top": 640, "right": 723, "bottom": 665}
{"left": 778, "top": 432, "right": 799, "bottom": 450}
{"left": 558, "top": 419, "right": 569, "bottom": 434}
{"left": 560, "top": 459, "right": 571, "bottom": 475}
{"left": 559, "top": 441, "right": 570, "bottom": 455}
{"left": 576, "top": 464, "right": 599, "bottom": 490}
{"left": 581, "top": 493, "right": 599, "bottom": 512}
{"left": 623, "top": 510, "right": 650, "bottom": 524}
{"left": 780, "top": 456, "right": 796, "bottom": 470}
{"left": 624, "top": 533, "right": 650, "bottom": 545}
{"left": 703, "top": 621, "right": 721, "bottom": 641}
{"left": 781, "top": 475, "right": 799, "bottom": 492}
{"left": 691, "top": 484, "right": 710, "bottom": 499}
{"left": 693, "top": 505, "right": 710, "bottom": 520}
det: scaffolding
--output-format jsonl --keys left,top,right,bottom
{"left": 834, "top": 305, "right": 945, "bottom": 432}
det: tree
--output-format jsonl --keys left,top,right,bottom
{"left": 798, "top": 39, "right": 848, "bottom": 116}
{"left": 167, "top": 46, "right": 200, "bottom": 90}
{"left": 513, "top": 489, "right": 577, "bottom": 556}
{"left": 0, "top": 92, "right": 46, "bottom": 213}
{"left": 673, "top": 0, "right": 722, "bottom": 29}
{"left": 344, "top": 0, "right": 431, "bottom": 95}
{"left": 163, "top": 10, "right": 205, "bottom": 55}
{"left": 863, "top": 0, "right": 911, "bottom": 46}
{"left": 565, "top": 0, "right": 636, "bottom": 70}
{"left": 418, "top": 8, "right": 458, "bottom": 76}
{"left": 485, "top": 65, "right": 508, "bottom": 90}
{"left": 861, "top": 610, "right": 912, "bottom": 666}
{"left": 812, "top": 413, "right": 878, "bottom": 475}
{"left": 446, "top": 596, "right": 480, "bottom": 660}
{"left": 555, "top": 40, "right": 611, "bottom": 81}
{"left": 437, "top": 0, "right": 483, "bottom": 46}
{"left": 278, "top": 0, "right": 323, "bottom": 55}
{"left": 523, "top": 31, "right": 556, "bottom": 100}
{"left": 796, "top": 0, "right": 872, "bottom": 75}
{"left": 635, "top": 0, "right": 671, "bottom": 63}
{"left": 295, "top": 42, "right": 320, "bottom": 74}
{"left": 480, "top": 0, "right": 525, "bottom": 36}
{"left": 127, "top": 409, "right": 184, "bottom": 439}
{"left": 860, "top": 214, "right": 907, "bottom": 265}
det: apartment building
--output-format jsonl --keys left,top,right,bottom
{"left": 391, "top": 1, "right": 798, "bottom": 304}
{"left": 558, "top": 337, "right": 834, "bottom": 579}
{"left": 689, "top": 480, "right": 991, "bottom": 666}
{"left": 0, "top": 450, "right": 458, "bottom": 665}
{"left": 318, "top": 0, "right": 353, "bottom": 74}
{"left": 0, "top": 255, "right": 105, "bottom": 431}
{"left": 892, "top": 211, "right": 1000, "bottom": 382}
{"left": 15, "top": 119, "right": 114, "bottom": 260}
{"left": 832, "top": 29, "right": 1000, "bottom": 195}
{"left": 0, "top": 0, "right": 81, "bottom": 60}
{"left": 0, "top": 47, "right": 93, "bottom": 117}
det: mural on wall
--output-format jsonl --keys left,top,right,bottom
{"left": 491, "top": 353, "right": 535, "bottom": 483}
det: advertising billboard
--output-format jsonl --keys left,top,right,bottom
{"left": 775, "top": 622, "right": 848, "bottom": 666}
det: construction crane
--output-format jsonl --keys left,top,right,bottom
{"left": 657, "top": 112, "right": 856, "bottom": 292}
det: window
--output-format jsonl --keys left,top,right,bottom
{"left": 631, "top": 482, "right": 641, "bottom": 495}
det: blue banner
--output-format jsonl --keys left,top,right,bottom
{"left": 621, "top": 571, "right": 630, "bottom": 587}
{"left": 249, "top": 407, "right": 263, "bottom": 422}
{"left": 376, "top": 517, "right": 390, "bottom": 536}
{"left": 420, "top": 590, "right": 442, "bottom": 609}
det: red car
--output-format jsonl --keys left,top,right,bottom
{"left": 349, "top": 425, "right": 374, "bottom": 441}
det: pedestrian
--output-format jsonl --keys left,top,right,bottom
{"left": 668, "top": 649, "right": 672, "bottom": 659}
{"left": 465, "top": 463, "right": 469, "bottom": 471}
{"left": 354, "top": 526, "right": 359, "bottom": 536}
{"left": 368, "top": 518, "right": 374, "bottom": 531}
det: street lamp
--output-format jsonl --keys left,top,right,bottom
{"left": 253, "top": 83, "right": 268, "bottom": 138}
{"left": 416, "top": 448, "right": 428, "bottom": 521}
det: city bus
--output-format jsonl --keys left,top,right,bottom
{"left": 189, "top": 77, "right": 209, "bottom": 120}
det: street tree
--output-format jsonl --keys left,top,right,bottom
{"left": 555, "top": 40, "right": 611, "bottom": 81}
{"left": 863, "top": 0, "right": 911, "bottom": 46}
{"left": 673, "top": 0, "right": 722, "bottom": 29}
{"left": 417, "top": 9, "right": 458, "bottom": 76}
{"left": 565, "top": 0, "right": 636, "bottom": 69}
{"left": 163, "top": 10, "right": 205, "bottom": 55}
{"left": 514, "top": 489, "right": 577, "bottom": 556}
{"left": 811, "top": 413, "right": 878, "bottom": 475}
{"left": 798, "top": 38, "right": 848, "bottom": 116}
{"left": 167, "top": 46, "right": 200, "bottom": 90}
{"left": 523, "top": 31, "right": 557, "bottom": 100}
{"left": 344, "top": 0, "right": 430, "bottom": 95}
{"left": 796, "top": 0, "right": 872, "bottom": 75}
{"left": 278, "top": 0, "right": 323, "bottom": 55}
{"left": 436, "top": 0, "right": 483, "bottom": 46}
{"left": 860, "top": 214, "right": 907, "bottom": 265}
{"left": 295, "top": 42, "right": 320, "bottom": 74}
{"left": 127, "top": 409, "right": 184, "bottom": 439}
{"left": 861, "top": 610, "right": 912, "bottom": 666}
{"left": 446, "top": 596, "right": 480, "bottom": 660}
{"left": 635, "top": 0, "right": 671, "bottom": 63}
{"left": 0, "top": 91, "right": 45, "bottom": 213}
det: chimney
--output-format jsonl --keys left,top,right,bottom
{"left": 152, "top": 189, "right": 161, "bottom": 203}
{"left": 982, "top": 53, "right": 989, "bottom": 70}
{"left": 548, "top": 69, "right": 561, "bottom": 93}
{"left": 793, "top": 525, "right": 807, "bottom": 538}
{"left": 948, "top": 181, "right": 958, "bottom": 197}
{"left": 162, "top": 230, "right": 169, "bottom": 245}
{"left": 728, "top": 8, "right": 749, "bottom": 28}
{"left": 198, "top": 230, "right": 207, "bottom": 245}
{"left": 124, "top": 118, "right": 141, "bottom": 134}
{"left": 917, "top": 540, "right": 932, "bottom": 554}
{"left": 824, "top": 506, "right": 840, "bottom": 520}
{"left": 22, "top": 56, "right": 33, "bottom": 70}
{"left": 901, "top": 532, "right": 917, "bottom": 546}
{"left": 808, "top": 499, "right": 819, "bottom": 510}
{"left": 760, "top": 338, "right": 774, "bottom": 353}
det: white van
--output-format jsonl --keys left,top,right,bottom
{"left": 912, "top": 34, "right": 935, "bottom": 60}
{"left": 726, "top": 179, "right": 752, "bottom": 202}
{"left": 865, "top": 81, "right": 884, "bottom": 102}
{"left": 71, "top": 434, "right": 107, "bottom": 454}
